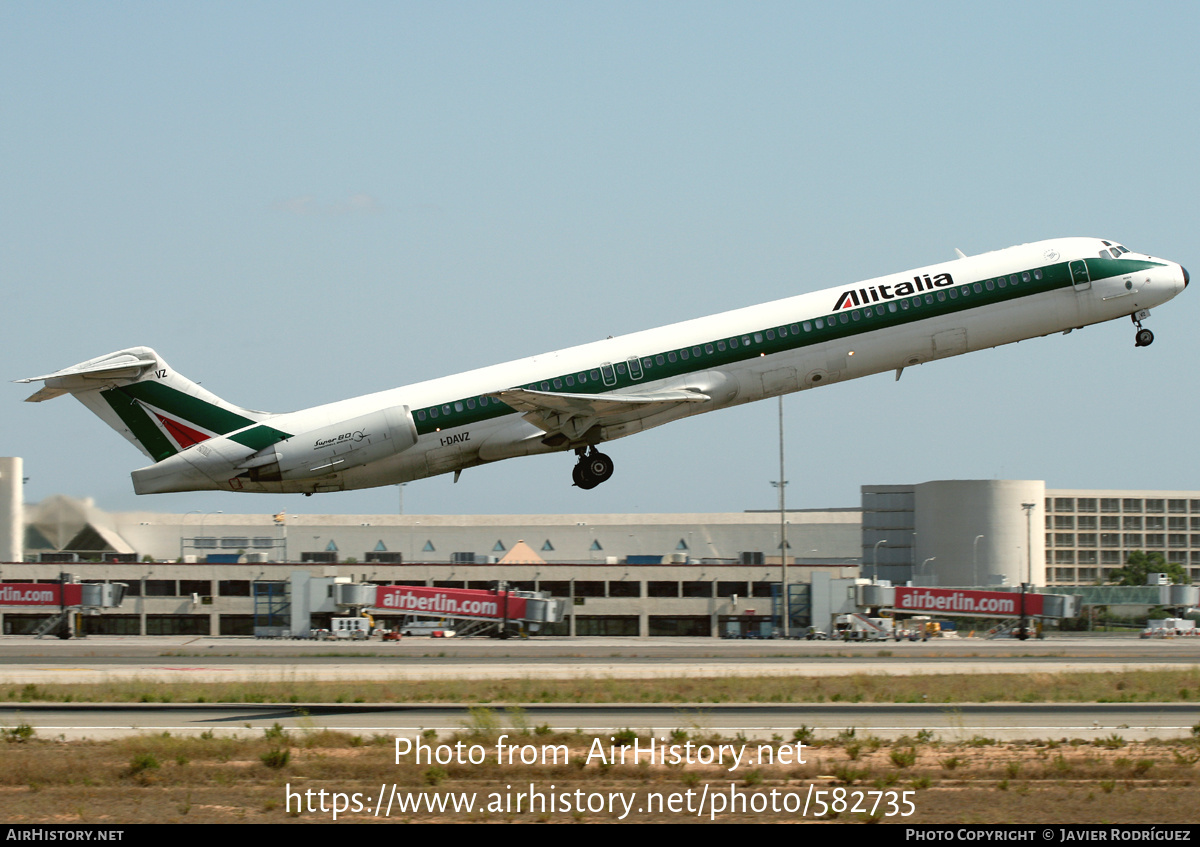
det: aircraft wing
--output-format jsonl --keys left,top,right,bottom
{"left": 486, "top": 387, "right": 709, "bottom": 443}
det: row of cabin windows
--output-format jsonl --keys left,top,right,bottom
{"left": 414, "top": 267, "right": 1047, "bottom": 424}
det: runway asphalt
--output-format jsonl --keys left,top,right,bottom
{"left": 0, "top": 635, "right": 1194, "bottom": 739}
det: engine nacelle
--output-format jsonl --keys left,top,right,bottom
{"left": 242, "top": 405, "right": 418, "bottom": 482}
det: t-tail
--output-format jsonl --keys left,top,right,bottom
{"left": 16, "top": 347, "right": 272, "bottom": 462}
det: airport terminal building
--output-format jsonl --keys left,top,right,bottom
{"left": 2, "top": 458, "right": 1199, "bottom": 636}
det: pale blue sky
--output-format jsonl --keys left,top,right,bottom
{"left": 4, "top": 1, "right": 1198, "bottom": 517}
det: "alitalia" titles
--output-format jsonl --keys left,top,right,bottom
{"left": 833, "top": 272, "right": 955, "bottom": 311}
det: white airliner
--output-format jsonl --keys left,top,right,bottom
{"left": 17, "top": 237, "right": 1189, "bottom": 495}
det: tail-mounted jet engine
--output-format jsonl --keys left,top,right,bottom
{"left": 239, "top": 406, "right": 418, "bottom": 482}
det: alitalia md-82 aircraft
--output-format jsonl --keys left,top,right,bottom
{"left": 17, "top": 237, "right": 1189, "bottom": 495}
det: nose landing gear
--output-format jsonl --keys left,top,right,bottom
{"left": 572, "top": 447, "right": 614, "bottom": 490}
{"left": 1132, "top": 311, "right": 1154, "bottom": 347}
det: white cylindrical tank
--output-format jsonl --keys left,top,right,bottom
{"left": 913, "top": 480, "right": 1046, "bottom": 587}
{"left": 0, "top": 458, "right": 22, "bottom": 563}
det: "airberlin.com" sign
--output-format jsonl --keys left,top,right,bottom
{"left": 374, "top": 585, "right": 527, "bottom": 621}
{"left": 0, "top": 583, "right": 82, "bottom": 607}
{"left": 893, "top": 586, "right": 1043, "bottom": 617}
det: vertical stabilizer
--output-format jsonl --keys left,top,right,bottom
{"left": 16, "top": 347, "right": 271, "bottom": 462}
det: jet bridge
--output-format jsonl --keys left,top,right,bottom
{"left": 363, "top": 583, "right": 566, "bottom": 637}
{"left": 269, "top": 577, "right": 567, "bottom": 639}
{"left": 0, "top": 578, "right": 127, "bottom": 639}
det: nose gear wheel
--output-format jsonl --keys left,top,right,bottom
{"left": 1131, "top": 313, "right": 1155, "bottom": 347}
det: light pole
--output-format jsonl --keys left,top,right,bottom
{"left": 873, "top": 539, "right": 887, "bottom": 582}
{"left": 198, "top": 511, "right": 222, "bottom": 563}
{"left": 771, "top": 396, "right": 789, "bottom": 637}
{"left": 1020, "top": 502, "right": 1036, "bottom": 640}
{"left": 973, "top": 534, "right": 985, "bottom": 586}
{"left": 921, "top": 557, "right": 936, "bottom": 582}
{"left": 180, "top": 510, "right": 202, "bottom": 561}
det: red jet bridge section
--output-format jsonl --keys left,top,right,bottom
{"left": 0, "top": 581, "right": 127, "bottom": 638}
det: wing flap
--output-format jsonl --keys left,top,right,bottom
{"left": 489, "top": 387, "right": 708, "bottom": 416}
{"left": 485, "top": 387, "right": 709, "bottom": 442}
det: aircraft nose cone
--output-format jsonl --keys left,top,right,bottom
{"left": 1183, "top": 266, "right": 1190, "bottom": 288}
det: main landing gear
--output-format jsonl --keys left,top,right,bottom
{"left": 572, "top": 447, "right": 614, "bottom": 490}
{"left": 1132, "top": 311, "right": 1154, "bottom": 348}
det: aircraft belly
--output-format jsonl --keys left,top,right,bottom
{"left": 759, "top": 366, "right": 798, "bottom": 397}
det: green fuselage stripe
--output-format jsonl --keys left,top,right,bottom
{"left": 412, "top": 257, "right": 1162, "bottom": 437}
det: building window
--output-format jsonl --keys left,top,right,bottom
{"left": 146, "top": 615, "right": 210, "bottom": 636}
{"left": 608, "top": 581, "right": 641, "bottom": 598}
{"left": 649, "top": 616, "right": 709, "bottom": 637}
{"left": 574, "top": 616, "right": 638, "bottom": 636}
{"left": 573, "top": 581, "right": 605, "bottom": 597}
{"left": 648, "top": 582, "right": 680, "bottom": 597}
{"left": 717, "top": 582, "right": 747, "bottom": 598}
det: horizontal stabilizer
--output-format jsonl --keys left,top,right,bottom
{"left": 17, "top": 351, "right": 159, "bottom": 401}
